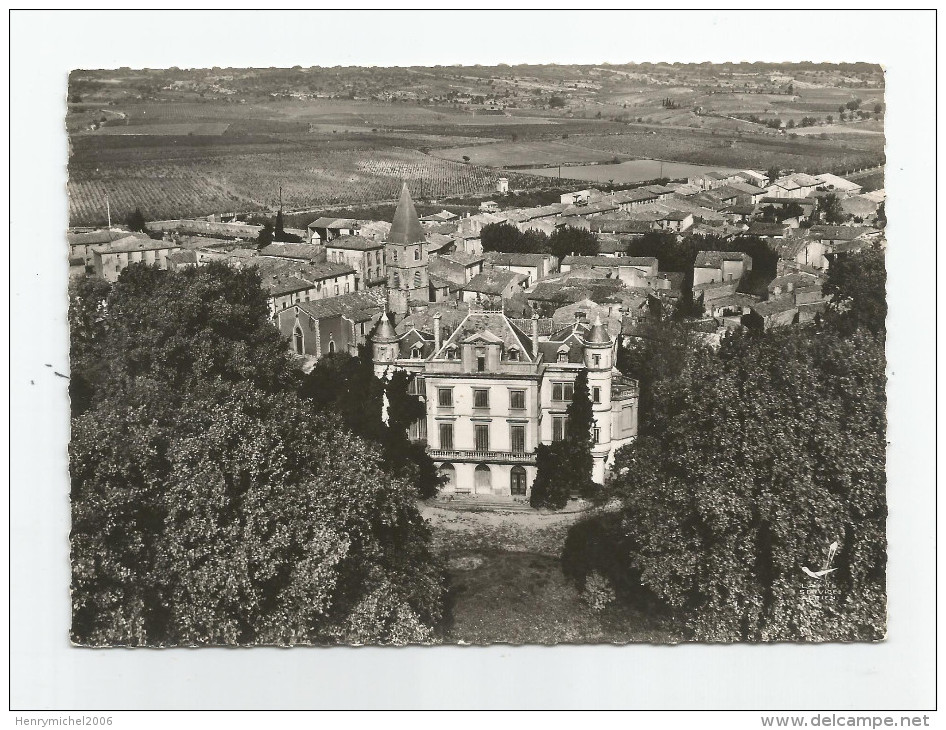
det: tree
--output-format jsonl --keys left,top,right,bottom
{"left": 548, "top": 226, "right": 599, "bottom": 261}
{"left": 70, "top": 264, "right": 445, "bottom": 645}
{"left": 826, "top": 114, "right": 833, "bottom": 124}
{"left": 126, "top": 206, "right": 148, "bottom": 232}
{"left": 876, "top": 201, "right": 886, "bottom": 229}
{"left": 823, "top": 243, "right": 886, "bottom": 338}
{"left": 766, "top": 167, "right": 780, "bottom": 185}
{"left": 608, "top": 327, "right": 887, "bottom": 641}
{"left": 298, "top": 352, "right": 443, "bottom": 499}
{"left": 873, "top": 102, "right": 883, "bottom": 115}
{"left": 257, "top": 222, "right": 274, "bottom": 250}
{"left": 530, "top": 370, "right": 596, "bottom": 509}
{"left": 818, "top": 193, "right": 848, "bottom": 225}
{"left": 549, "top": 96, "right": 566, "bottom": 108}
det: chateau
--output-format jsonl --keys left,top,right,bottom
{"left": 371, "top": 303, "right": 638, "bottom": 496}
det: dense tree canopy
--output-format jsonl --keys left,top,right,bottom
{"left": 548, "top": 226, "right": 599, "bottom": 260}
{"left": 530, "top": 369, "right": 596, "bottom": 509}
{"left": 608, "top": 327, "right": 886, "bottom": 641}
{"left": 481, "top": 222, "right": 550, "bottom": 255}
{"left": 126, "top": 206, "right": 147, "bottom": 232}
{"left": 70, "top": 263, "right": 445, "bottom": 645}
{"left": 823, "top": 243, "right": 887, "bottom": 338}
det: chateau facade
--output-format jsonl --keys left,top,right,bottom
{"left": 371, "top": 304, "right": 639, "bottom": 497}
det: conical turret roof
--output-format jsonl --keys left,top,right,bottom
{"left": 372, "top": 311, "right": 398, "bottom": 342}
{"left": 388, "top": 182, "right": 426, "bottom": 245}
{"left": 587, "top": 314, "right": 611, "bottom": 344}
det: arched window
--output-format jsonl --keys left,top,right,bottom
{"left": 293, "top": 326, "right": 304, "bottom": 355}
{"left": 411, "top": 345, "right": 423, "bottom": 359}
{"left": 510, "top": 466, "right": 527, "bottom": 496}
{"left": 328, "top": 339, "right": 336, "bottom": 354}
{"left": 413, "top": 271, "right": 422, "bottom": 288}
{"left": 446, "top": 345, "right": 458, "bottom": 360}
{"left": 393, "top": 272, "right": 400, "bottom": 288}
{"left": 439, "top": 463, "right": 456, "bottom": 490}
{"left": 507, "top": 347, "right": 519, "bottom": 361}
{"left": 414, "top": 247, "right": 421, "bottom": 261}
{"left": 474, "top": 464, "right": 492, "bottom": 494}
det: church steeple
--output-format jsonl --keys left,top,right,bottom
{"left": 388, "top": 182, "right": 426, "bottom": 245}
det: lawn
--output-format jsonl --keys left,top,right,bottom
{"left": 422, "top": 503, "right": 678, "bottom": 645}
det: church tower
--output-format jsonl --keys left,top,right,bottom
{"left": 386, "top": 182, "right": 429, "bottom": 316}
{"left": 583, "top": 315, "right": 613, "bottom": 484}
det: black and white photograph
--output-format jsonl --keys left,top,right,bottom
{"left": 9, "top": 7, "right": 937, "bottom": 715}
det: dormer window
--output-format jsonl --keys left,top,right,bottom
{"left": 508, "top": 347, "right": 520, "bottom": 362}
{"left": 557, "top": 352, "right": 568, "bottom": 363}
{"left": 446, "top": 345, "right": 458, "bottom": 360}
{"left": 411, "top": 345, "right": 424, "bottom": 359}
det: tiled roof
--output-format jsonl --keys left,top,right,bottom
{"left": 589, "top": 218, "right": 654, "bottom": 234}
{"left": 694, "top": 250, "right": 750, "bottom": 268}
{"left": 91, "top": 235, "right": 179, "bottom": 254}
{"left": 259, "top": 243, "right": 325, "bottom": 261}
{"left": 463, "top": 269, "right": 524, "bottom": 295}
{"left": 295, "top": 291, "right": 382, "bottom": 323}
{"left": 325, "top": 235, "right": 383, "bottom": 251}
{"left": 167, "top": 250, "right": 198, "bottom": 264}
{"left": 484, "top": 251, "right": 549, "bottom": 267}
{"left": 438, "top": 310, "right": 535, "bottom": 359}
{"left": 562, "top": 255, "right": 657, "bottom": 268}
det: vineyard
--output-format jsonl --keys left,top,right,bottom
{"left": 67, "top": 147, "right": 547, "bottom": 226}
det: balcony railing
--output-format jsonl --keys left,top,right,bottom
{"left": 428, "top": 449, "right": 536, "bottom": 464}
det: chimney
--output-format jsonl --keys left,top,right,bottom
{"left": 433, "top": 312, "right": 442, "bottom": 352}
{"left": 531, "top": 312, "right": 539, "bottom": 353}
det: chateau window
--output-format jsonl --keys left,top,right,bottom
{"left": 552, "top": 416, "right": 568, "bottom": 442}
{"left": 509, "top": 390, "right": 525, "bottom": 410}
{"left": 474, "top": 424, "right": 490, "bottom": 452}
{"left": 393, "top": 272, "right": 400, "bottom": 288}
{"left": 392, "top": 250, "right": 398, "bottom": 263}
{"left": 446, "top": 346, "right": 458, "bottom": 360}
{"left": 414, "top": 247, "right": 421, "bottom": 261}
{"left": 414, "top": 271, "right": 422, "bottom": 288}
{"left": 439, "top": 422, "right": 454, "bottom": 450}
{"left": 409, "top": 417, "right": 427, "bottom": 442}
{"left": 593, "top": 354, "right": 601, "bottom": 367}
{"left": 593, "top": 426, "right": 601, "bottom": 444}
{"left": 557, "top": 351, "right": 568, "bottom": 363}
{"left": 438, "top": 388, "right": 453, "bottom": 407}
{"left": 508, "top": 347, "right": 519, "bottom": 361}
{"left": 473, "top": 389, "right": 489, "bottom": 409}
{"left": 593, "top": 386, "right": 601, "bottom": 404}
{"left": 510, "top": 425, "right": 525, "bottom": 454}
{"left": 552, "top": 382, "right": 574, "bottom": 402}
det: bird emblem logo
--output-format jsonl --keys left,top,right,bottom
{"left": 802, "top": 541, "right": 839, "bottom": 579}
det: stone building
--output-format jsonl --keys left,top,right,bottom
{"left": 370, "top": 302, "right": 639, "bottom": 498}
{"left": 386, "top": 183, "right": 430, "bottom": 315}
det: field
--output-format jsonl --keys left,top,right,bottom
{"left": 66, "top": 70, "right": 885, "bottom": 225}
{"left": 431, "top": 139, "right": 616, "bottom": 167}
{"left": 422, "top": 503, "right": 676, "bottom": 645}
{"left": 520, "top": 159, "right": 737, "bottom": 184}
{"left": 68, "top": 144, "right": 546, "bottom": 225}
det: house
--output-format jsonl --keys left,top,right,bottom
{"left": 736, "top": 169, "right": 769, "bottom": 188}
{"left": 744, "top": 298, "right": 799, "bottom": 331}
{"left": 258, "top": 259, "right": 358, "bottom": 316}
{"left": 276, "top": 291, "right": 383, "bottom": 365}
{"left": 589, "top": 218, "right": 655, "bottom": 236}
{"left": 419, "top": 210, "right": 459, "bottom": 226}
{"left": 68, "top": 228, "right": 134, "bottom": 268}
{"left": 693, "top": 280, "right": 739, "bottom": 309}
{"left": 656, "top": 211, "right": 694, "bottom": 232}
{"left": 479, "top": 200, "right": 501, "bottom": 214}
{"left": 306, "top": 217, "right": 389, "bottom": 245}
{"left": 324, "top": 235, "right": 387, "bottom": 291}
{"left": 429, "top": 251, "right": 485, "bottom": 287}
{"left": 744, "top": 221, "right": 790, "bottom": 239}
{"left": 166, "top": 249, "right": 200, "bottom": 271}
{"left": 707, "top": 293, "right": 760, "bottom": 329}
{"left": 559, "top": 255, "right": 658, "bottom": 285}
{"left": 369, "top": 303, "right": 639, "bottom": 494}
{"left": 560, "top": 189, "right": 593, "bottom": 205}
{"left": 91, "top": 236, "right": 182, "bottom": 282}
{"left": 258, "top": 243, "right": 326, "bottom": 263}
{"left": 459, "top": 269, "right": 528, "bottom": 305}
{"left": 693, "top": 251, "right": 752, "bottom": 286}
{"left": 775, "top": 236, "right": 830, "bottom": 271}
{"left": 767, "top": 173, "right": 820, "bottom": 199}
{"left": 814, "top": 173, "right": 863, "bottom": 197}
{"left": 483, "top": 251, "right": 557, "bottom": 287}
